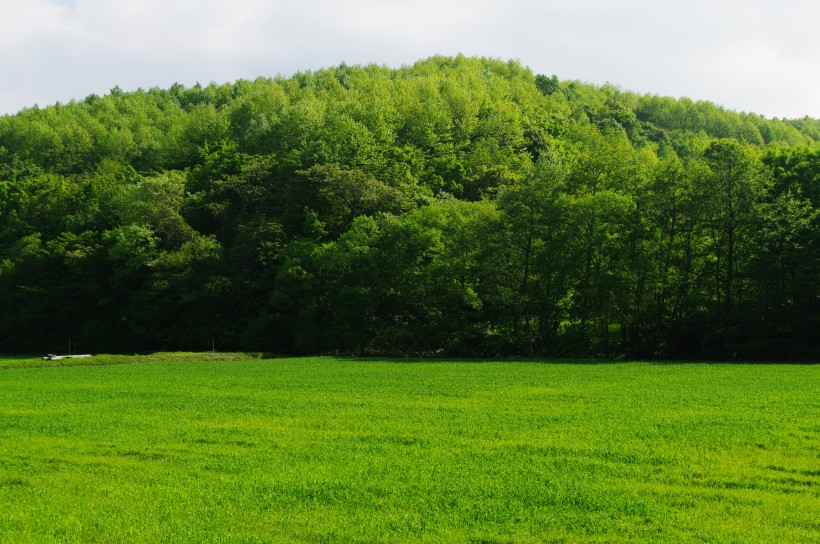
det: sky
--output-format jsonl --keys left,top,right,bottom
{"left": 1, "top": 0, "right": 818, "bottom": 119}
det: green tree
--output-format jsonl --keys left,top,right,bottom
{"left": 702, "top": 139, "right": 767, "bottom": 317}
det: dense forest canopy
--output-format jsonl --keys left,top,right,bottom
{"left": 1, "top": 56, "right": 817, "bottom": 359}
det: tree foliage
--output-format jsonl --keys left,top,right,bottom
{"left": 0, "top": 56, "right": 817, "bottom": 359}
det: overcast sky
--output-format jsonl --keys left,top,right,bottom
{"left": 1, "top": 0, "right": 818, "bottom": 119}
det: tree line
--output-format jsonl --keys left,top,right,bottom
{"left": 1, "top": 56, "right": 817, "bottom": 359}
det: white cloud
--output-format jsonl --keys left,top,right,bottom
{"left": 0, "top": 0, "right": 817, "bottom": 118}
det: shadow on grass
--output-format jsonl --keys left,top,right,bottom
{"left": 335, "top": 355, "right": 818, "bottom": 365}
{"left": 338, "top": 356, "right": 627, "bottom": 365}
{"left": 3, "top": 352, "right": 815, "bottom": 370}
{"left": 0, "top": 351, "right": 279, "bottom": 370}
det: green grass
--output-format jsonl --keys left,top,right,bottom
{"left": 0, "top": 351, "right": 267, "bottom": 369}
{"left": 0, "top": 355, "right": 818, "bottom": 543}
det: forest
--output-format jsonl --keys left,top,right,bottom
{"left": 0, "top": 55, "right": 817, "bottom": 359}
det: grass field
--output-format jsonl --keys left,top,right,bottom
{"left": 0, "top": 355, "right": 818, "bottom": 543}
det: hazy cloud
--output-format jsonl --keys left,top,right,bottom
{"left": 1, "top": 0, "right": 817, "bottom": 118}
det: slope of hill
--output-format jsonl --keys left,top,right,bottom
{"left": 1, "top": 56, "right": 817, "bottom": 359}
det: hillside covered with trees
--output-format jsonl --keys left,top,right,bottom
{"left": 1, "top": 56, "right": 817, "bottom": 359}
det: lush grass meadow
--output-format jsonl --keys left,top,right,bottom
{"left": 0, "top": 355, "right": 818, "bottom": 543}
